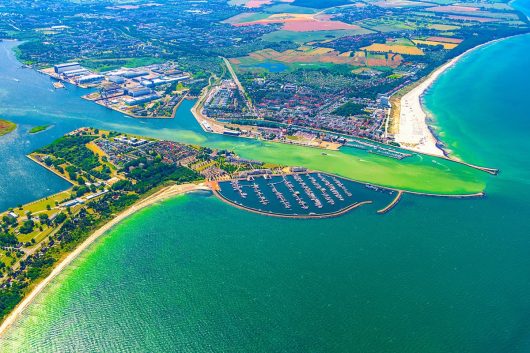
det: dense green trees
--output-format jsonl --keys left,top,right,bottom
{"left": 19, "top": 220, "right": 34, "bottom": 234}
{"left": 37, "top": 135, "right": 99, "bottom": 173}
{"left": 0, "top": 233, "right": 18, "bottom": 247}
{"left": 124, "top": 157, "right": 200, "bottom": 194}
{"left": 333, "top": 102, "right": 367, "bottom": 117}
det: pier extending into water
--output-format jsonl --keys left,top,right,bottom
{"left": 443, "top": 157, "right": 499, "bottom": 175}
{"left": 377, "top": 191, "right": 403, "bottom": 214}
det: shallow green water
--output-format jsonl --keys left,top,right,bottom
{"left": 1, "top": 21, "right": 530, "bottom": 353}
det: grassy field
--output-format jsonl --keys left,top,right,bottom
{"left": 222, "top": 12, "right": 271, "bottom": 24}
{"left": 232, "top": 43, "right": 407, "bottom": 72}
{"left": 263, "top": 4, "right": 317, "bottom": 14}
{"left": 0, "top": 119, "right": 16, "bottom": 137}
{"left": 427, "top": 23, "right": 460, "bottom": 30}
{"left": 86, "top": 141, "right": 120, "bottom": 178}
{"left": 0, "top": 189, "right": 74, "bottom": 267}
{"left": 261, "top": 28, "right": 371, "bottom": 43}
{"left": 359, "top": 18, "right": 418, "bottom": 32}
{"left": 8, "top": 190, "right": 72, "bottom": 219}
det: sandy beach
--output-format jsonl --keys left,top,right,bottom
{"left": 394, "top": 36, "right": 517, "bottom": 157}
{"left": 0, "top": 182, "right": 210, "bottom": 337}
{"left": 394, "top": 56, "right": 460, "bottom": 156}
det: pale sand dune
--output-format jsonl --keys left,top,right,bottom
{"left": 0, "top": 183, "right": 209, "bottom": 336}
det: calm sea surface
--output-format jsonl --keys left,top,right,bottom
{"left": 0, "top": 9, "right": 530, "bottom": 351}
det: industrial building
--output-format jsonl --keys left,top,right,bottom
{"left": 77, "top": 74, "right": 104, "bottom": 85}
{"left": 125, "top": 94, "right": 159, "bottom": 106}
{"left": 62, "top": 68, "right": 91, "bottom": 77}
{"left": 54, "top": 62, "right": 82, "bottom": 74}
{"left": 120, "top": 70, "right": 148, "bottom": 78}
{"left": 107, "top": 76, "right": 126, "bottom": 84}
{"left": 125, "top": 86, "right": 152, "bottom": 97}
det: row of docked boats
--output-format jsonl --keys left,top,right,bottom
{"left": 282, "top": 176, "right": 309, "bottom": 210}
{"left": 317, "top": 173, "right": 345, "bottom": 201}
{"left": 331, "top": 176, "right": 352, "bottom": 197}
{"left": 228, "top": 173, "right": 357, "bottom": 212}
{"left": 252, "top": 183, "right": 269, "bottom": 205}
{"left": 269, "top": 183, "right": 291, "bottom": 209}
{"left": 307, "top": 174, "right": 335, "bottom": 205}
{"left": 231, "top": 180, "right": 247, "bottom": 199}
{"left": 293, "top": 174, "right": 323, "bottom": 209}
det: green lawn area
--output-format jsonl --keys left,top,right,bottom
{"left": 427, "top": 23, "right": 460, "bottom": 31}
{"left": 17, "top": 224, "right": 55, "bottom": 244}
{"left": 390, "top": 37, "right": 417, "bottom": 46}
{"left": 263, "top": 4, "right": 318, "bottom": 14}
{"left": 359, "top": 18, "right": 418, "bottom": 32}
{"left": 0, "top": 252, "right": 15, "bottom": 268}
{"left": 223, "top": 12, "right": 271, "bottom": 24}
{"left": 235, "top": 57, "right": 358, "bottom": 74}
{"left": 9, "top": 190, "right": 72, "bottom": 218}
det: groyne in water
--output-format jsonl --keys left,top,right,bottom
{"left": 377, "top": 191, "right": 403, "bottom": 214}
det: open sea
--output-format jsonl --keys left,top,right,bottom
{"left": 0, "top": 3, "right": 530, "bottom": 350}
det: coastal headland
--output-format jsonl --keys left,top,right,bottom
{"left": 0, "top": 119, "right": 16, "bottom": 137}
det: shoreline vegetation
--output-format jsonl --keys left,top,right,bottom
{"left": 0, "top": 119, "right": 16, "bottom": 137}
{"left": 392, "top": 34, "right": 527, "bottom": 160}
{"left": 0, "top": 182, "right": 208, "bottom": 337}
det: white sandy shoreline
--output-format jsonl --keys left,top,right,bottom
{"left": 0, "top": 183, "right": 209, "bottom": 337}
{"left": 394, "top": 34, "right": 525, "bottom": 157}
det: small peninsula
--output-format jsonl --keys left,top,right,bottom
{"left": 0, "top": 120, "right": 16, "bottom": 137}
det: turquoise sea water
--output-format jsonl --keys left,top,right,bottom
{"left": 1, "top": 12, "right": 530, "bottom": 352}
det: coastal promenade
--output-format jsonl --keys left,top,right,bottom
{"left": 0, "top": 182, "right": 209, "bottom": 336}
